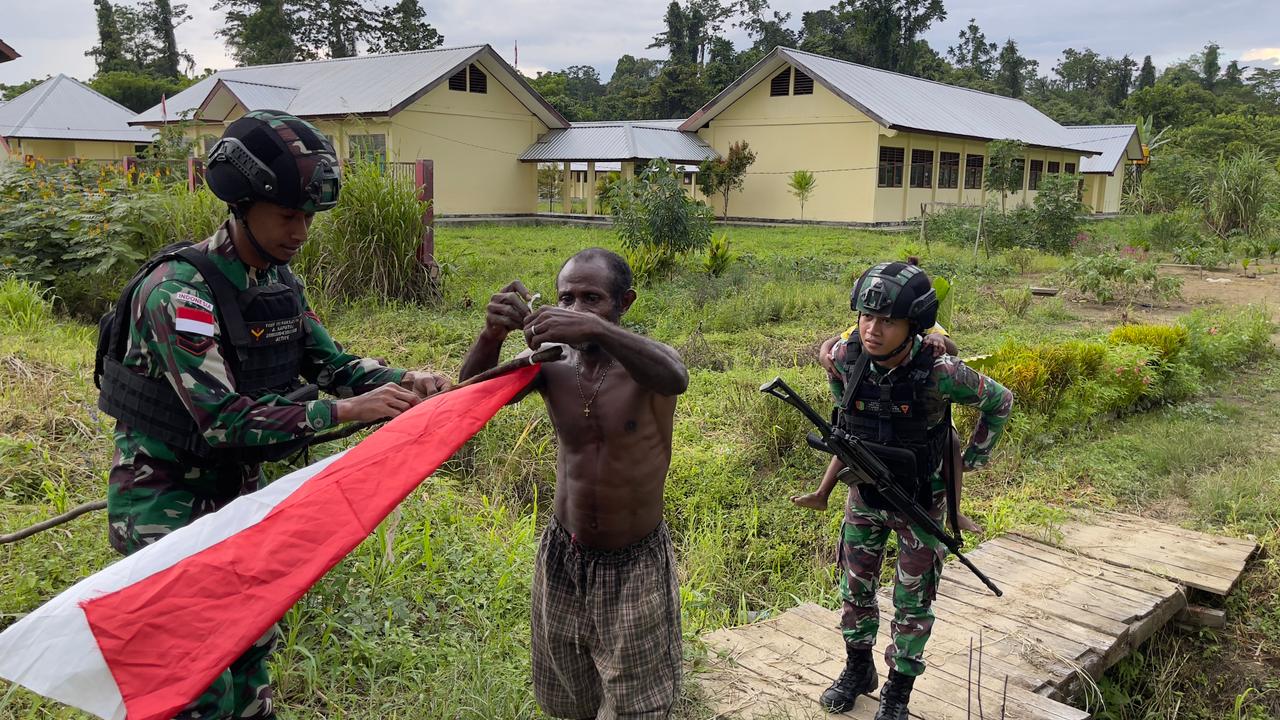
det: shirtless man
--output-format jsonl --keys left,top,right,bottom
{"left": 460, "top": 247, "right": 689, "bottom": 719}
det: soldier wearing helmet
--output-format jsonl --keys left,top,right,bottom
{"left": 96, "top": 110, "right": 448, "bottom": 718}
{"left": 815, "top": 262, "right": 1014, "bottom": 720}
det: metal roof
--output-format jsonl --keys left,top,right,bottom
{"left": 682, "top": 47, "right": 1100, "bottom": 155}
{"left": 560, "top": 160, "right": 699, "bottom": 172}
{"left": 131, "top": 44, "right": 568, "bottom": 129}
{"left": 1062, "top": 125, "right": 1143, "bottom": 173}
{"left": 519, "top": 120, "right": 718, "bottom": 163}
{"left": 0, "top": 75, "right": 155, "bottom": 143}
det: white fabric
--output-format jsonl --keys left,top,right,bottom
{"left": 0, "top": 451, "right": 344, "bottom": 719}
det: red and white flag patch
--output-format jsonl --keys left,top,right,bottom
{"left": 174, "top": 306, "right": 216, "bottom": 336}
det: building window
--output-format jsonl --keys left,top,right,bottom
{"left": 468, "top": 64, "right": 487, "bottom": 94}
{"left": 1065, "top": 162, "right": 1076, "bottom": 174}
{"left": 1028, "top": 159, "right": 1043, "bottom": 190}
{"left": 938, "top": 152, "right": 959, "bottom": 189}
{"left": 448, "top": 68, "right": 467, "bottom": 91}
{"left": 770, "top": 68, "right": 791, "bottom": 96}
{"left": 1048, "top": 160, "right": 1060, "bottom": 174}
{"left": 349, "top": 133, "right": 386, "bottom": 162}
{"left": 878, "top": 146, "right": 904, "bottom": 188}
{"left": 793, "top": 69, "right": 814, "bottom": 95}
{"left": 964, "top": 154, "right": 984, "bottom": 189}
{"left": 909, "top": 149, "right": 934, "bottom": 189}
{"left": 1012, "top": 158, "right": 1026, "bottom": 189}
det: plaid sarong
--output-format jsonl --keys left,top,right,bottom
{"left": 531, "top": 516, "right": 682, "bottom": 719}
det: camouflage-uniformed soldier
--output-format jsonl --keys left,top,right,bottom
{"left": 96, "top": 110, "right": 448, "bottom": 719}
{"left": 817, "top": 262, "right": 1013, "bottom": 719}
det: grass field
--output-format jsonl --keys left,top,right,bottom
{"left": 1, "top": 222, "right": 1277, "bottom": 719}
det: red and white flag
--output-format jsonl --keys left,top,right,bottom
{"left": 0, "top": 366, "right": 539, "bottom": 720}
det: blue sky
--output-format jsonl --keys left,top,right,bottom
{"left": 2, "top": 0, "right": 1278, "bottom": 86}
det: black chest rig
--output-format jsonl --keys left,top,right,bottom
{"left": 836, "top": 337, "right": 949, "bottom": 509}
{"left": 96, "top": 243, "right": 310, "bottom": 467}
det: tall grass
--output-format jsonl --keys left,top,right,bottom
{"left": 298, "top": 160, "right": 437, "bottom": 305}
{"left": 1197, "top": 148, "right": 1279, "bottom": 240}
{"left": 0, "top": 278, "right": 52, "bottom": 334}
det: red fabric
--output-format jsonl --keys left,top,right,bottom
{"left": 81, "top": 366, "right": 539, "bottom": 720}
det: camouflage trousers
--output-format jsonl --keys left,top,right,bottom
{"left": 108, "top": 453, "right": 278, "bottom": 719}
{"left": 837, "top": 477, "right": 946, "bottom": 678}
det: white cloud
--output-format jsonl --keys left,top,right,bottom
{"left": 1241, "top": 48, "right": 1280, "bottom": 67}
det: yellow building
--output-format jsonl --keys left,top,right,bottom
{"left": 0, "top": 75, "right": 154, "bottom": 161}
{"left": 130, "top": 45, "right": 568, "bottom": 216}
{"left": 1063, "top": 125, "right": 1143, "bottom": 214}
{"left": 675, "top": 47, "right": 1102, "bottom": 224}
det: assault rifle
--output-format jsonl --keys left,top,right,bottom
{"left": 760, "top": 377, "right": 1002, "bottom": 597}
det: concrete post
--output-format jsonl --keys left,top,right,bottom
{"left": 586, "top": 161, "right": 597, "bottom": 215}
{"left": 414, "top": 159, "right": 436, "bottom": 268}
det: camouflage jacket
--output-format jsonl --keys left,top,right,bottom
{"left": 112, "top": 222, "right": 406, "bottom": 472}
{"left": 831, "top": 335, "right": 1014, "bottom": 470}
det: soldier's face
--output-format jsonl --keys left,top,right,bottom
{"left": 244, "top": 202, "right": 316, "bottom": 264}
{"left": 858, "top": 313, "right": 909, "bottom": 355}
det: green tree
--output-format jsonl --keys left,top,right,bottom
{"left": 984, "top": 139, "right": 1025, "bottom": 213}
{"left": 787, "top": 169, "right": 817, "bottom": 220}
{"left": 1, "top": 77, "right": 49, "bottom": 101}
{"left": 216, "top": 0, "right": 302, "bottom": 66}
{"left": 1200, "top": 42, "right": 1221, "bottom": 91}
{"left": 536, "top": 164, "right": 562, "bottom": 211}
{"left": 596, "top": 55, "right": 661, "bottom": 120}
{"left": 798, "top": 0, "right": 946, "bottom": 75}
{"left": 1137, "top": 55, "right": 1156, "bottom": 90}
{"left": 995, "top": 39, "right": 1035, "bottom": 98}
{"left": 150, "top": 0, "right": 188, "bottom": 77}
{"left": 947, "top": 18, "right": 996, "bottom": 78}
{"left": 648, "top": 62, "right": 707, "bottom": 119}
{"left": 87, "top": 0, "right": 130, "bottom": 74}
{"left": 1030, "top": 173, "right": 1082, "bottom": 253}
{"left": 1125, "top": 82, "right": 1218, "bottom": 129}
{"left": 368, "top": 0, "right": 443, "bottom": 53}
{"left": 697, "top": 140, "right": 756, "bottom": 219}
{"left": 294, "top": 0, "right": 380, "bottom": 59}
{"left": 90, "top": 70, "right": 189, "bottom": 112}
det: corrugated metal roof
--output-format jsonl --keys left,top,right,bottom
{"left": 1062, "top": 125, "right": 1142, "bottom": 173}
{"left": 132, "top": 45, "right": 568, "bottom": 129}
{"left": 682, "top": 47, "right": 1100, "bottom": 154}
{"left": 519, "top": 120, "right": 718, "bottom": 163}
{"left": 0, "top": 75, "right": 154, "bottom": 143}
{"left": 561, "top": 160, "right": 698, "bottom": 172}
{"left": 219, "top": 79, "right": 300, "bottom": 112}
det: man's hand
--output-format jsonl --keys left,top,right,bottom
{"left": 524, "top": 307, "right": 605, "bottom": 350}
{"left": 818, "top": 336, "right": 840, "bottom": 377}
{"left": 401, "top": 370, "right": 450, "bottom": 398}
{"left": 484, "top": 280, "right": 533, "bottom": 340}
{"left": 335, "top": 383, "right": 422, "bottom": 423}
{"left": 922, "top": 333, "right": 948, "bottom": 356}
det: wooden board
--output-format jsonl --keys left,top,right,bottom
{"left": 698, "top": 513, "right": 1254, "bottom": 720}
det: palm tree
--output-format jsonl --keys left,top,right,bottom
{"left": 787, "top": 170, "right": 817, "bottom": 220}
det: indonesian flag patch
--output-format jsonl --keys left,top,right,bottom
{"left": 174, "top": 306, "right": 216, "bottom": 336}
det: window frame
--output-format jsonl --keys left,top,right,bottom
{"left": 938, "top": 151, "right": 960, "bottom": 189}
{"left": 964, "top": 154, "right": 984, "bottom": 190}
{"left": 1028, "top": 159, "right": 1044, "bottom": 191}
{"left": 348, "top": 133, "right": 387, "bottom": 163}
{"left": 909, "top": 149, "right": 934, "bottom": 189}
{"left": 878, "top": 146, "right": 905, "bottom": 188}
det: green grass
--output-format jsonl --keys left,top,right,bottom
{"left": 2, "top": 220, "right": 1278, "bottom": 719}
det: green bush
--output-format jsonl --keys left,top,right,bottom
{"left": 1058, "top": 253, "right": 1183, "bottom": 304}
{"left": 1198, "top": 148, "right": 1279, "bottom": 240}
{"left": 1179, "top": 306, "right": 1275, "bottom": 375}
{"left": 610, "top": 159, "right": 713, "bottom": 265}
{"left": 1145, "top": 207, "right": 1203, "bottom": 252}
{"left": 702, "top": 233, "right": 734, "bottom": 277}
{"left": 1031, "top": 173, "right": 1084, "bottom": 254}
{"left": 298, "top": 160, "right": 438, "bottom": 305}
{"left": 922, "top": 206, "right": 982, "bottom": 247}
{"left": 0, "top": 277, "right": 53, "bottom": 333}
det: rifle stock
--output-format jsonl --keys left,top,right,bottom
{"left": 761, "top": 376, "right": 1002, "bottom": 597}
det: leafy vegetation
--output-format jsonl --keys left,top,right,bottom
{"left": 1057, "top": 253, "right": 1183, "bottom": 304}
{"left": 787, "top": 170, "right": 818, "bottom": 221}
{"left": 610, "top": 159, "right": 714, "bottom": 282}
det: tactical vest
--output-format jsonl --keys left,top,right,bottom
{"left": 95, "top": 242, "right": 310, "bottom": 467}
{"left": 837, "top": 337, "right": 950, "bottom": 509}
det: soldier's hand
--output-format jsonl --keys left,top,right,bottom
{"left": 402, "top": 370, "right": 450, "bottom": 398}
{"left": 484, "top": 280, "right": 533, "bottom": 339}
{"left": 335, "top": 383, "right": 422, "bottom": 423}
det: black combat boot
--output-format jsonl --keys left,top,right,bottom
{"left": 874, "top": 669, "right": 916, "bottom": 720}
{"left": 819, "top": 645, "right": 878, "bottom": 713}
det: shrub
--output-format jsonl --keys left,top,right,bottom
{"left": 1178, "top": 306, "right": 1274, "bottom": 374}
{"left": 1031, "top": 173, "right": 1083, "bottom": 254}
{"left": 1058, "top": 253, "right": 1183, "bottom": 304}
{"left": 1108, "top": 324, "right": 1189, "bottom": 362}
{"left": 1172, "top": 243, "right": 1230, "bottom": 269}
{"left": 0, "top": 277, "right": 53, "bottom": 333}
{"left": 1145, "top": 207, "right": 1203, "bottom": 252}
{"left": 623, "top": 242, "right": 676, "bottom": 285}
{"left": 610, "top": 159, "right": 713, "bottom": 268}
{"left": 996, "top": 287, "right": 1032, "bottom": 318}
{"left": 922, "top": 206, "right": 982, "bottom": 248}
{"left": 297, "top": 159, "right": 438, "bottom": 305}
{"left": 1197, "top": 148, "right": 1279, "bottom": 240}
{"left": 702, "top": 233, "right": 734, "bottom": 277}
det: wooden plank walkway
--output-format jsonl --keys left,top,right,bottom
{"left": 698, "top": 512, "right": 1258, "bottom": 719}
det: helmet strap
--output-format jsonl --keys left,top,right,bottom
{"left": 231, "top": 203, "right": 289, "bottom": 267}
{"left": 864, "top": 332, "right": 915, "bottom": 363}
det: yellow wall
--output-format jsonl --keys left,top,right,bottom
{"left": 873, "top": 132, "right": 1080, "bottom": 220}
{"left": 6, "top": 137, "right": 141, "bottom": 161}
{"left": 389, "top": 63, "right": 548, "bottom": 215}
{"left": 695, "top": 66, "right": 881, "bottom": 222}
{"left": 1080, "top": 160, "right": 1124, "bottom": 214}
